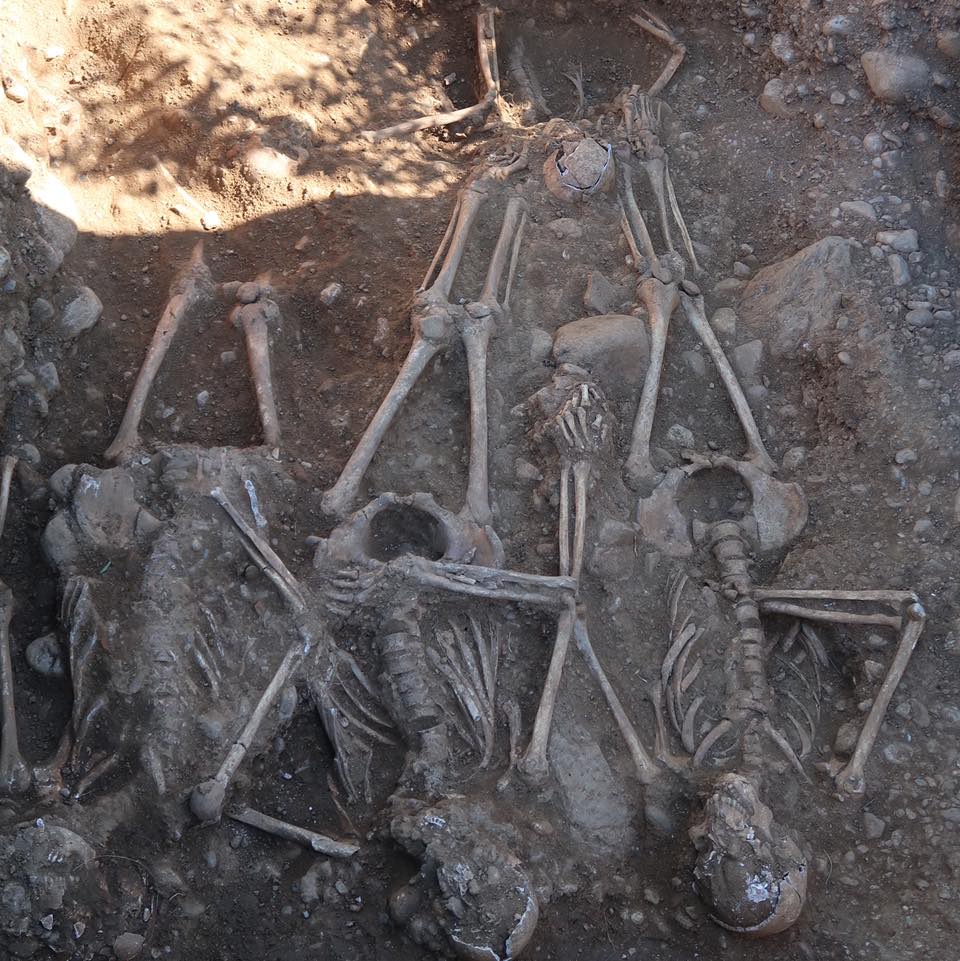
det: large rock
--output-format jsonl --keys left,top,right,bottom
{"left": 739, "top": 236, "right": 854, "bottom": 356}
{"left": 552, "top": 313, "right": 649, "bottom": 395}
{"left": 60, "top": 287, "right": 102, "bottom": 337}
{"left": 27, "top": 169, "right": 79, "bottom": 267}
{"left": 861, "top": 50, "right": 931, "bottom": 103}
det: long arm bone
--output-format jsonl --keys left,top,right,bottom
{"left": 759, "top": 589, "right": 925, "bottom": 795}
{"left": 360, "top": 8, "right": 501, "bottom": 142}
{"left": 520, "top": 384, "right": 609, "bottom": 780}
{"left": 574, "top": 616, "right": 658, "bottom": 784}
{"left": 105, "top": 242, "right": 212, "bottom": 462}
{"left": 630, "top": 6, "right": 686, "bottom": 98}
{"left": 228, "top": 806, "right": 358, "bottom": 858}
{"left": 679, "top": 288, "right": 776, "bottom": 475}
{"left": 625, "top": 278, "right": 679, "bottom": 488}
{"left": 191, "top": 490, "right": 312, "bottom": 821}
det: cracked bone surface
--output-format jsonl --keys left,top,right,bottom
{"left": 520, "top": 381, "right": 610, "bottom": 781}
{"left": 104, "top": 241, "right": 213, "bottom": 462}
{"left": 690, "top": 774, "right": 807, "bottom": 936}
{"left": 229, "top": 281, "right": 282, "bottom": 449}
{"left": 322, "top": 171, "right": 524, "bottom": 521}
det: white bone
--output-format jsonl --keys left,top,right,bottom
{"left": 679, "top": 291, "right": 776, "bottom": 474}
{"left": 228, "top": 805, "right": 359, "bottom": 857}
{"left": 573, "top": 616, "right": 658, "bottom": 783}
{"left": 625, "top": 278, "right": 679, "bottom": 487}
{"left": 233, "top": 297, "right": 281, "bottom": 448}
{"left": 629, "top": 8, "right": 687, "bottom": 97}
{"left": 105, "top": 242, "right": 212, "bottom": 462}
{"left": 360, "top": 8, "right": 501, "bottom": 142}
{"left": 0, "top": 583, "right": 29, "bottom": 795}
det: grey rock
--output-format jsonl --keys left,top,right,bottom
{"left": 888, "top": 254, "right": 910, "bottom": 286}
{"left": 25, "top": 633, "right": 64, "bottom": 677}
{"left": 549, "top": 716, "right": 634, "bottom": 850}
{"left": 834, "top": 719, "right": 860, "bottom": 755}
{"left": 840, "top": 201, "right": 877, "bottom": 221}
{"left": 529, "top": 328, "right": 552, "bottom": 363}
{"left": 30, "top": 298, "right": 54, "bottom": 323}
{"left": 665, "top": 424, "right": 694, "bottom": 448}
{"left": 861, "top": 51, "right": 931, "bottom": 103}
{"left": 782, "top": 446, "right": 807, "bottom": 471}
{"left": 937, "top": 30, "right": 960, "bottom": 59}
{"left": 0, "top": 246, "right": 10, "bottom": 279}
{"left": 877, "top": 228, "right": 919, "bottom": 253}
{"left": 320, "top": 282, "right": 342, "bottom": 306}
{"left": 760, "top": 78, "right": 793, "bottom": 118}
{"left": 561, "top": 138, "right": 608, "bottom": 189}
{"left": 60, "top": 287, "right": 103, "bottom": 337}
{"left": 0, "top": 135, "right": 34, "bottom": 194}
{"left": 822, "top": 16, "right": 854, "bottom": 36}
{"left": 904, "top": 308, "right": 934, "bottom": 328}
{"left": 37, "top": 362, "right": 60, "bottom": 394}
{"left": 552, "top": 314, "right": 650, "bottom": 395}
{"left": 740, "top": 237, "right": 854, "bottom": 356}
{"left": 863, "top": 132, "right": 885, "bottom": 155}
{"left": 942, "top": 349, "right": 960, "bottom": 370}
{"left": 711, "top": 307, "right": 737, "bottom": 338}
{"left": 28, "top": 169, "right": 79, "bottom": 265}
{"left": 894, "top": 448, "right": 918, "bottom": 464}
{"left": 863, "top": 813, "right": 886, "bottom": 840}
{"left": 114, "top": 932, "right": 145, "bottom": 960}
{"left": 583, "top": 270, "right": 618, "bottom": 315}
{"left": 731, "top": 339, "right": 763, "bottom": 384}
{"left": 770, "top": 33, "right": 797, "bottom": 64}
{"left": 200, "top": 210, "right": 221, "bottom": 231}
{"left": 682, "top": 349, "right": 706, "bottom": 377}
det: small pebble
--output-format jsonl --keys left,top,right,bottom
{"left": 201, "top": 210, "right": 222, "bottom": 231}
{"left": 894, "top": 448, "right": 918, "bottom": 465}
{"left": 320, "top": 282, "right": 343, "bottom": 306}
{"left": 113, "top": 932, "right": 145, "bottom": 960}
{"left": 196, "top": 390, "right": 210, "bottom": 409}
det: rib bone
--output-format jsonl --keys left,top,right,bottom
{"left": 105, "top": 241, "right": 212, "bottom": 462}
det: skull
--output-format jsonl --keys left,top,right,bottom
{"left": 689, "top": 774, "right": 807, "bottom": 936}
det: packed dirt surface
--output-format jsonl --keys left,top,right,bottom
{"left": 0, "top": 0, "right": 959, "bottom": 959}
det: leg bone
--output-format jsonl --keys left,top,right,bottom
{"left": 232, "top": 294, "right": 281, "bottom": 449}
{"left": 630, "top": 7, "right": 687, "bottom": 97}
{"left": 105, "top": 242, "right": 212, "bottom": 462}
{"left": 228, "top": 805, "right": 359, "bottom": 858}
{"left": 574, "top": 616, "right": 658, "bottom": 784}
{"left": 0, "top": 584, "right": 29, "bottom": 795}
{"left": 679, "top": 290, "right": 776, "bottom": 474}
{"left": 625, "top": 278, "right": 679, "bottom": 488}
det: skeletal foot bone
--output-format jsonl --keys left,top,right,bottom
{"left": 105, "top": 241, "right": 213, "bottom": 462}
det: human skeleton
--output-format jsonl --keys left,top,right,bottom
{"left": 0, "top": 6, "right": 926, "bottom": 958}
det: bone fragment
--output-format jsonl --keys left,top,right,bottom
{"left": 420, "top": 194, "right": 462, "bottom": 291}
{"left": 574, "top": 617, "right": 658, "bottom": 783}
{"left": 234, "top": 297, "right": 281, "bottom": 448}
{"left": 679, "top": 291, "right": 776, "bottom": 475}
{"left": 754, "top": 588, "right": 918, "bottom": 608}
{"left": 519, "top": 601, "right": 576, "bottom": 781}
{"left": 834, "top": 601, "right": 925, "bottom": 795}
{"left": 228, "top": 806, "right": 359, "bottom": 858}
{"left": 664, "top": 163, "right": 700, "bottom": 272}
{"left": 360, "top": 8, "right": 500, "bottom": 142}
{"left": 0, "top": 584, "right": 29, "bottom": 795}
{"left": 191, "top": 642, "right": 305, "bottom": 823}
{"left": 630, "top": 7, "right": 687, "bottom": 97}
{"left": 105, "top": 242, "right": 212, "bottom": 462}
{"left": 616, "top": 156, "right": 659, "bottom": 267}
{"left": 625, "top": 278, "right": 679, "bottom": 488}
{"left": 0, "top": 456, "right": 15, "bottom": 541}
{"left": 758, "top": 601, "right": 901, "bottom": 630}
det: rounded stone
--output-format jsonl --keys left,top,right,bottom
{"left": 237, "top": 282, "right": 260, "bottom": 304}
